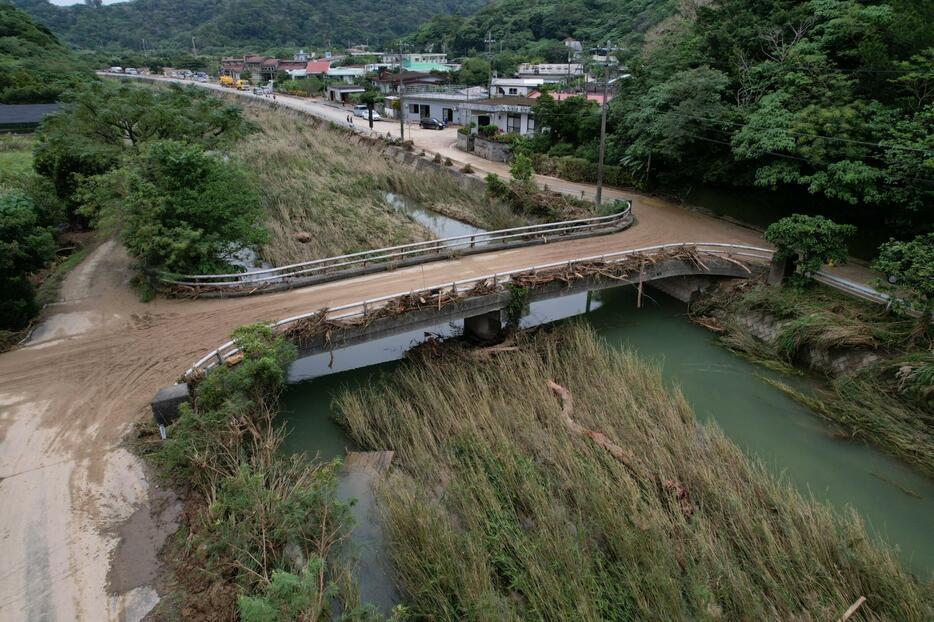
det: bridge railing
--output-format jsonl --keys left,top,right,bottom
{"left": 160, "top": 207, "right": 633, "bottom": 288}
{"left": 185, "top": 242, "right": 773, "bottom": 378}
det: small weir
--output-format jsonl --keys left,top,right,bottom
{"left": 281, "top": 284, "right": 934, "bottom": 587}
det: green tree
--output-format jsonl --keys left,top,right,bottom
{"left": 456, "top": 56, "right": 490, "bottom": 86}
{"left": 763, "top": 214, "right": 857, "bottom": 283}
{"left": 0, "top": 191, "right": 55, "bottom": 329}
{"left": 872, "top": 233, "right": 934, "bottom": 318}
{"left": 119, "top": 141, "right": 266, "bottom": 274}
{"left": 358, "top": 89, "right": 382, "bottom": 129}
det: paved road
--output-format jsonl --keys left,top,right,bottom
{"left": 0, "top": 75, "right": 877, "bottom": 622}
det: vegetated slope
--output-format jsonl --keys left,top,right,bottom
{"left": 408, "top": 0, "right": 676, "bottom": 58}
{"left": 12, "top": 0, "right": 490, "bottom": 51}
{"left": 0, "top": 1, "right": 90, "bottom": 103}
{"left": 234, "top": 101, "right": 518, "bottom": 266}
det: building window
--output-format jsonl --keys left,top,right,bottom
{"left": 506, "top": 113, "right": 521, "bottom": 134}
{"left": 527, "top": 115, "right": 536, "bottom": 132}
{"left": 508, "top": 87, "right": 518, "bottom": 95}
{"left": 409, "top": 104, "right": 419, "bottom": 114}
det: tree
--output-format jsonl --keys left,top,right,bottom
{"left": 763, "top": 214, "right": 857, "bottom": 284}
{"left": 0, "top": 191, "right": 55, "bottom": 329}
{"left": 33, "top": 81, "right": 256, "bottom": 223}
{"left": 120, "top": 141, "right": 266, "bottom": 274}
{"left": 358, "top": 89, "right": 382, "bottom": 129}
{"left": 872, "top": 233, "right": 934, "bottom": 318}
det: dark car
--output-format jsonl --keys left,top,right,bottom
{"left": 419, "top": 117, "right": 446, "bottom": 130}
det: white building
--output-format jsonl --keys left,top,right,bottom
{"left": 326, "top": 66, "right": 366, "bottom": 83}
{"left": 516, "top": 63, "right": 584, "bottom": 82}
{"left": 402, "top": 86, "right": 488, "bottom": 124}
{"left": 462, "top": 96, "right": 536, "bottom": 135}
{"left": 489, "top": 77, "right": 546, "bottom": 97}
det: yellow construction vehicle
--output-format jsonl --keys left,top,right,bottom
{"left": 236, "top": 79, "right": 251, "bottom": 91}
{"left": 219, "top": 75, "right": 235, "bottom": 88}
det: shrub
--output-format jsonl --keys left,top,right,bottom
{"left": 556, "top": 156, "right": 594, "bottom": 183}
{"left": 484, "top": 173, "right": 509, "bottom": 198}
{"left": 0, "top": 190, "right": 55, "bottom": 329}
{"left": 763, "top": 215, "right": 856, "bottom": 284}
{"left": 510, "top": 153, "right": 534, "bottom": 183}
{"left": 872, "top": 233, "right": 934, "bottom": 318}
{"left": 477, "top": 124, "right": 499, "bottom": 138}
{"left": 547, "top": 142, "right": 575, "bottom": 157}
{"left": 461, "top": 163, "right": 474, "bottom": 174}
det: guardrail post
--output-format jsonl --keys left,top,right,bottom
{"left": 215, "top": 351, "right": 223, "bottom": 365}
{"left": 470, "top": 235, "right": 475, "bottom": 248}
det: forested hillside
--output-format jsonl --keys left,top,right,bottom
{"left": 12, "top": 0, "right": 489, "bottom": 52}
{"left": 0, "top": 1, "right": 89, "bottom": 103}
{"left": 609, "top": 0, "right": 933, "bottom": 227}
{"left": 409, "top": 0, "right": 676, "bottom": 59}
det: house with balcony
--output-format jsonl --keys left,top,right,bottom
{"left": 461, "top": 96, "right": 536, "bottom": 135}
{"left": 373, "top": 71, "right": 446, "bottom": 94}
{"left": 327, "top": 65, "right": 366, "bottom": 84}
{"left": 401, "top": 86, "right": 488, "bottom": 124}
{"left": 516, "top": 63, "right": 584, "bottom": 82}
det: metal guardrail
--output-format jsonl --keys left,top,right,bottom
{"left": 813, "top": 271, "right": 890, "bottom": 305}
{"left": 161, "top": 207, "right": 633, "bottom": 288}
{"left": 185, "top": 242, "right": 773, "bottom": 378}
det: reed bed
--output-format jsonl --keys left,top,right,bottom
{"left": 335, "top": 325, "right": 932, "bottom": 621}
{"left": 234, "top": 103, "right": 516, "bottom": 266}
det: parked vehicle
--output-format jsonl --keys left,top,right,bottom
{"left": 419, "top": 117, "right": 446, "bottom": 130}
{"left": 109, "top": 67, "right": 123, "bottom": 74}
{"left": 236, "top": 79, "right": 251, "bottom": 91}
{"left": 125, "top": 68, "right": 139, "bottom": 75}
{"left": 219, "top": 75, "right": 236, "bottom": 88}
{"left": 353, "top": 105, "right": 381, "bottom": 121}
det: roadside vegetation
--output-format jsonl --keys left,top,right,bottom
{"left": 141, "top": 324, "right": 365, "bottom": 620}
{"left": 336, "top": 324, "right": 932, "bottom": 620}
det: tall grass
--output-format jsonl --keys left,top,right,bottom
{"left": 336, "top": 326, "right": 932, "bottom": 620}
{"left": 235, "top": 103, "right": 516, "bottom": 266}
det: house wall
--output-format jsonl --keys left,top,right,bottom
{"left": 473, "top": 137, "right": 512, "bottom": 162}
{"left": 467, "top": 110, "right": 534, "bottom": 135}
{"left": 402, "top": 99, "right": 466, "bottom": 124}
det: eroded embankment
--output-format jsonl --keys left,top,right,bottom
{"left": 690, "top": 278, "right": 934, "bottom": 476}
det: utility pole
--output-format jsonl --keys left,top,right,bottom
{"left": 484, "top": 30, "right": 495, "bottom": 98}
{"left": 191, "top": 36, "right": 197, "bottom": 57}
{"left": 397, "top": 41, "right": 408, "bottom": 141}
{"left": 594, "top": 43, "right": 620, "bottom": 209}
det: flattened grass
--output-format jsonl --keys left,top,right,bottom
{"left": 336, "top": 325, "right": 932, "bottom": 621}
{"left": 236, "top": 103, "right": 518, "bottom": 266}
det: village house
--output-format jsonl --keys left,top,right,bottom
{"left": 221, "top": 50, "right": 309, "bottom": 81}
{"left": 326, "top": 83, "right": 365, "bottom": 103}
{"left": 490, "top": 77, "right": 545, "bottom": 97}
{"left": 327, "top": 65, "right": 366, "bottom": 83}
{"left": 516, "top": 63, "right": 585, "bottom": 82}
{"left": 402, "top": 86, "right": 487, "bottom": 124}
{"left": 373, "top": 71, "right": 445, "bottom": 94}
{"left": 304, "top": 59, "right": 331, "bottom": 78}
{"left": 462, "top": 96, "right": 536, "bottom": 135}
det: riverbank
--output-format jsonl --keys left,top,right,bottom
{"left": 692, "top": 279, "right": 933, "bottom": 476}
{"left": 334, "top": 324, "right": 932, "bottom": 619}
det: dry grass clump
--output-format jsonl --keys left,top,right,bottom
{"left": 335, "top": 325, "right": 932, "bottom": 621}
{"left": 235, "top": 104, "right": 512, "bottom": 265}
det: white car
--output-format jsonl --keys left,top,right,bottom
{"left": 353, "top": 106, "right": 381, "bottom": 121}
{"left": 125, "top": 68, "right": 138, "bottom": 75}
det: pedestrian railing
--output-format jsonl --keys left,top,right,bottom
{"left": 161, "top": 206, "right": 633, "bottom": 289}
{"left": 185, "top": 242, "right": 773, "bottom": 378}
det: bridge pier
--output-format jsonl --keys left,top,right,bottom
{"left": 768, "top": 255, "right": 796, "bottom": 286}
{"left": 151, "top": 383, "right": 190, "bottom": 427}
{"left": 463, "top": 309, "right": 504, "bottom": 342}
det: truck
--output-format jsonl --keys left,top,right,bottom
{"left": 219, "top": 75, "right": 235, "bottom": 88}
{"left": 236, "top": 79, "right": 251, "bottom": 91}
